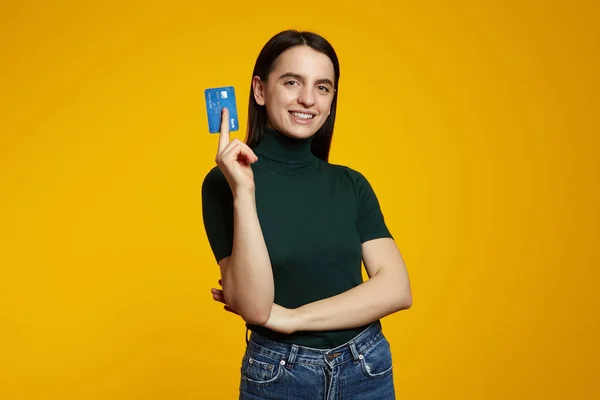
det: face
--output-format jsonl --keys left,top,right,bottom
{"left": 252, "top": 45, "right": 336, "bottom": 140}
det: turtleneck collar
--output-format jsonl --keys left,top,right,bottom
{"left": 252, "top": 126, "right": 315, "bottom": 165}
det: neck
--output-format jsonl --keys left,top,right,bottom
{"left": 252, "top": 126, "right": 314, "bottom": 164}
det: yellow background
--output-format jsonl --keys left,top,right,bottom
{"left": 1, "top": 1, "right": 598, "bottom": 399}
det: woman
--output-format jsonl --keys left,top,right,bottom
{"left": 202, "top": 29, "right": 412, "bottom": 399}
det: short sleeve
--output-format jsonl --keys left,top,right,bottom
{"left": 201, "top": 166, "right": 234, "bottom": 263}
{"left": 348, "top": 168, "right": 393, "bottom": 243}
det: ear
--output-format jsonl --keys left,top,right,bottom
{"left": 252, "top": 76, "right": 266, "bottom": 106}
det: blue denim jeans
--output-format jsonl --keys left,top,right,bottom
{"left": 239, "top": 321, "right": 396, "bottom": 399}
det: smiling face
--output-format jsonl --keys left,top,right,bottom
{"left": 252, "top": 45, "right": 336, "bottom": 140}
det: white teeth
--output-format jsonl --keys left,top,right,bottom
{"left": 291, "top": 112, "right": 314, "bottom": 120}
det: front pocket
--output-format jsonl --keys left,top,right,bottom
{"left": 360, "top": 337, "right": 394, "bottom": 378}
{"left": 241, "top": 351, "right": 284, "bottom": 385}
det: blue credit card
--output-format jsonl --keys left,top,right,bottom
{"left": 204, "top": 86, "right": 239, "bottom": 134}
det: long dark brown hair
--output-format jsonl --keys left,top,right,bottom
{"left": 244, "top": 30, "right": 340, "bottom": 162}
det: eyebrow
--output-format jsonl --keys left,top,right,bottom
{"left": 278, "top": 72, "right": 334, "bottom": 87}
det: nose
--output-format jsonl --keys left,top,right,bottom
{"left": 297, "top": 86, "right": 315, "bottom": 107}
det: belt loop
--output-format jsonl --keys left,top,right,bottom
{"left": 245, "top": 327, "right": 249, "bottom": 345}
{"left": 349, "top": 340, "right": 360, "bottom": 362}
{"left": 286, "top": 344, "right": 299, "bottom": 370}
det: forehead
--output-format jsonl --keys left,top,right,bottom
{"left": 270, "top": 45, "right": 335, "bottom": 81}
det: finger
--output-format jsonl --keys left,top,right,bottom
{"left": 221, "top": 140, "right": 259, "bottom": 164}
{"left": 224, "top": 305, "right": 239, "bottom": 315}
{"left": 212, "top": 294, "right": 226, "bottom": 304}
{"left": 220, "top": 139, "right": 257, "bottom": 161}
{"left": 217, "top": 108, "right": 230, "bottom": 155}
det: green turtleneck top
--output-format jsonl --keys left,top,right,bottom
{"left": 201, "top": 127, "right": 393, "bottom": 349}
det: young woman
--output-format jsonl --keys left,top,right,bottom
{"left": 202, "top": 30, "right": 412, "bottom": 399}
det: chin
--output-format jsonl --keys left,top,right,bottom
{"left": 281, "top": 119, "right": 325, "bottom": 140}
{"left": 281, "top": 127, "right": 318, "bottom": 140}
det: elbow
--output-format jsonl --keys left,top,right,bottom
{"left": 240, "top": 306, "right": 271, "bottom": 326}
{"left": 401, "top": 293, "right": 413, "bottom": 310}
{"left": 224, "top": 290, "right": 271, "bottom": 325}
{"left": 392, "top": 273, "right": 412, "bottom": 311}
{"left": 222, "top": 286, "right": 273, "bottom": 325}
{"left": 393, "top": 291, "right": 412, "bottom": 311}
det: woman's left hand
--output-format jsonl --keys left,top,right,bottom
{"left": 211, "top": 280, "right": 298, "bottom": 335}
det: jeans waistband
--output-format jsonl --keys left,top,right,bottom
{"left": 246, "top": 321, "right": 384, "bottom": 368}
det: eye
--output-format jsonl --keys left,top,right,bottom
{"left": 285, "top": 80, "right": 299, "bottom": 87}
{"left": 317, "top": 85, "right": 330, "bottom": 92}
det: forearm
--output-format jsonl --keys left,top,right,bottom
{"left": 294, "top": 270, "right": 411, "bottom": 331}
{"left": 223, "top": 189, "right": 274, "bottom": 324}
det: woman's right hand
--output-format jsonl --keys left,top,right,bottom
{"left": 215, "top": 108, "right": 258, "bottom": 194}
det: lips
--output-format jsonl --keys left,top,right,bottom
{"left": 289, "top": 111, "right": 315, "bottom": 120}
{"left": 288, "top": 111, "right": 315, "bottom": 125}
